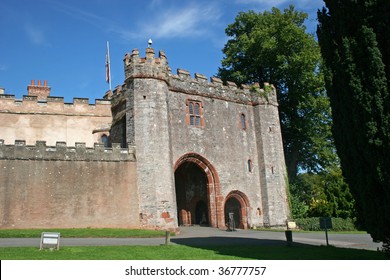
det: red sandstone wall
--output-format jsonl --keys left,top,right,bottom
{"left": 0, "top": 160, "right": 139, "bottom": 229}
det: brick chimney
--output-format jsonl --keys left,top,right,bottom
{"left": 27, "top": 80, "right": 51, "bottom": 100}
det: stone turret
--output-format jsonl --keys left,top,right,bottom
{"left": 114, "top": 47, "right": 177, "bottom": 230}
{"left": 124, "top": 48, "right": 170, "bottom": 83}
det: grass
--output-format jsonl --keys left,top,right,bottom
{"left": 0, "top": 228, "right": 387, "bottom": 260}
{"left": 0, "top": 244, "right": 387, "bottom": 260}
{"left": 0, "top": 228, "right": 167, "bottom": 238}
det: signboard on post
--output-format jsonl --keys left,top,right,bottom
{"left": 40, "top": 232, "right": 60, "bottom": 250}
{"left": 320, "top": 217, "right": 332, "bottom": 230}
{"left": 319, "top": 217, "right": 332, "bottom": 246}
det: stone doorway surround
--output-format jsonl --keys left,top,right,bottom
{"left": 174, "top": 153, "right": 224, "bottom": 228}
{"left": 224, "top": 190, "right": 250, "bottom": 229}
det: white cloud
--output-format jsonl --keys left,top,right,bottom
{"left": 235, "top": 0, "right": 323, "bottom": 11}
{"left": 153, "top": 6, "right": 216, "bottom": 38}
{"left": 125, "top": 3, "right": 222, "bottom": 40}
{"left": 235, "top": 0, "right": 289, "bottom": 8}
{"left": 50, "top": 1, "right": 106, "bottom": 28}
{"left": 24, "top": 23, "right": 50, "bottom": 47}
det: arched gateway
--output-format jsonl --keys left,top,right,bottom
{"left": 174, "top": 153, "right": 224, "bottom": 228}
{"left": 224, "top": 191, "right": 250, "bottom": 229}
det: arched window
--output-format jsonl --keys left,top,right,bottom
{"left": 186, "top": 100, "right": 203, "bottom": 127}
{"left": 189, "top": 102, "right": 195, "bottom": 125}
{"left": 194, "top": 103, "right": 201, "bottom": 126}
{"left": 101, "top": 134, "right": 109, "bottom": 147}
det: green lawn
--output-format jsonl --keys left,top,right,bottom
{"left": 0, "top": 228, "right": 167, "bottom": 238}
{"left": 0, "top": 245, "right": 387, "bottom": 260}
{"left": 0, "top": 228, "right": 387, "bottom": 260}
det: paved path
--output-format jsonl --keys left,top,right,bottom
{"left": 0, "top": 226, "right": 382, "bottom": 251}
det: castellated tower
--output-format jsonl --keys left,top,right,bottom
{"left": 0, "top": 47, "right": 289, "bottom": 230}
{"left": 111, "top": 47, "right": 290, "bottom": 230}
{"left": 111, "top": 48, "right": 177, "bottom": 229}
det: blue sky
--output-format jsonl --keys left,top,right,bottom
{"left": 0, "top": 0, "right": 324, "bottom": 102}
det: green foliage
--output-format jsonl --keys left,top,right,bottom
{"left": 289, "top": 190, "right": 309, "bottom": 219}
{"left": 289, "top": 168, "right": 356, "bottom": 220}
{"left": 295, "top": 217, "right": 358, "bottom": 232}
{"left": 218, "top": 6, "right": 338, "bottom": 181}
{"left": 318, "top": 0, "right": 390, "bottom": 243}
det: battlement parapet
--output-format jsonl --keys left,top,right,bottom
{"left": 124, "top": 48, "right": 170, "bottom": 83}
{"left": 0, "top": 94, "right": 112, "bottom": 116}
{"left": 0, "top": 140, "right": 135, "bottom": 162}
{"left": 169, "top": 69, "right": 278, "bottom": 106}
{"left": 121, "top": 47, "right": 278, "bottom": 106}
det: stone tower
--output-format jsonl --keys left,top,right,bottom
{"left": 111, "top": 48, "right": 177, "bottom": 230}
{"left": 111, "top": 47, "right": 290, "bottom": 230}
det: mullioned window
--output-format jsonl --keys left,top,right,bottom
{"left": 186, "top": 100, "right": 204, "bottom": 127}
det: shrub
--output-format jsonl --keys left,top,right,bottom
{"left": 295, "top": 217, "right": 358, "bottom": 231}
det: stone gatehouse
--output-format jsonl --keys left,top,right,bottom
{"left": 0, "top": 47, "right": 289, "bottom": 231}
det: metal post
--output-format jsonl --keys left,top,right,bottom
{"left": 325, "top": 226, "right": 329, "bottom": 246}
{"left": 165, "top": 231, "right": 170, "bottom": 245}
{"left": 285, "top": 230, "right": 293, "bottom": 246}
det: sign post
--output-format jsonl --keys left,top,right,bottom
{"left": 319, "top": 217, "right": 332, "bottom": 246}
{"left": 40, "top": 232, "right": 60, "bottom": 250}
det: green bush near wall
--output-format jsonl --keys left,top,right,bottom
{"left": 295, "top": 217, "right": 358, "bottom": 231}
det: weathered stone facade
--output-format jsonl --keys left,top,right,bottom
{"left": 110, "top": 47, "right": 290, "bottom": 230}
{"left": 0, "top": 80, "right": 112, "bottom": 147}
{"left": 0, "top": 47, "right": 290, "bottom": 230}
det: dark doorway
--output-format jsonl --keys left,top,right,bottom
{"left": 224, "top": 197, "right": 241, "bottom": 229}
{"left": 174, "top": 162, "right": 209, "bottom": 226}
{"left": 195, "top": 200, "right": 209, "bottom": 225}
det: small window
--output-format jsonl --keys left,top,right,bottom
{"left": 240, "top": 113, "right": 246, "bottom": 130}
{"left": 186, "top": 100, "right": 203, "bottom": 127}
{"left": 101, "top": 134, "right": 109, "bottom": 147}
{"left": 247, "top": 159, "right": 252, "bottom": 172}
{"left": 194, "top": 103, "right": 201, "bottom": 126}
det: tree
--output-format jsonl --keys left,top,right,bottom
{"left": 218, "top": 6, "right": 337, "bottom": 181}
{"left": 317, "top": 0, "right": 390, "bottom": 244}
{"left": 290, "top": 168, "right": 355, "bottom": 219}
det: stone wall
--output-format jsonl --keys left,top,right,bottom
{"left": 121, "top": 48, "right": 177, "bottom": 230}
{"left": 116, "top": 47, "right": 290, "bottom": 229}
{"left": 0, "top": 141, "right": 138, "bottom": 229}
{"left": 0, "top": 94, "right": 112, "bottom": 147}
{"left": 168, "top": 78, "right": 266, "bottom": 227}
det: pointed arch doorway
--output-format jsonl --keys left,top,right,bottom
{"left": 224, "top": 191, "right": 250, "bottom": 229}
{"left": 174, "top": 153, "right": 224, "bottom": 228}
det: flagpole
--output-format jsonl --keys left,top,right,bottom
{"left": 106, "top": 41, "right": 112, "bottom": 91}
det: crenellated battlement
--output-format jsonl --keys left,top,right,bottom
{"left": 124, "top": 48, "right": 170, "bottom": 83}
{"left": 0, "top": 94, "right": 111, "bottom": 116}
{"left": 169, "top": 69, "right": 277, "bottom": 106}
{"left": 0, "top": 139, "right": 135, "bottom": 162}
{"left": 120, "top": 47, "right": 278, "bottom": 106}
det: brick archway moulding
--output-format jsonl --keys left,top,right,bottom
{"left": 174, "top": 153, "right": 224, "bottom": 228}
{"left": 224, "top": 190, "right": 250, "bottom": 229}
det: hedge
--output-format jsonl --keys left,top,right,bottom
{"left": 294, "top": 217, "right": 358, "bottom": 231}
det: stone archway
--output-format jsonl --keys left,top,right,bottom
{"left": 174, "top": 153, "right": 224, "bottom": 228}
{"left": 224, "top": 191, "right": 250, "bottom": 229}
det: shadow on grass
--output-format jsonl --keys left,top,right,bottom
{"left": 172, "top": 236, "right": 387, "bottom": 260}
